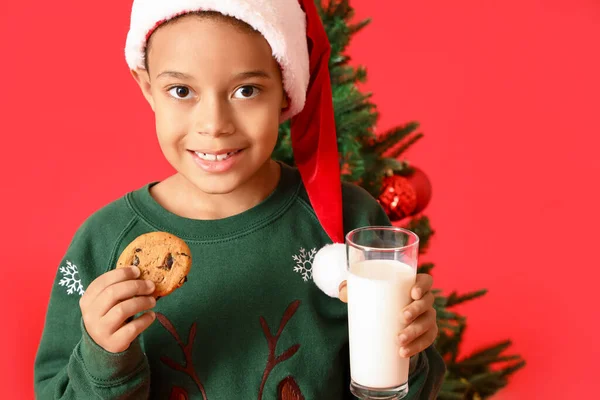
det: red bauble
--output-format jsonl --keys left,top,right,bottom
{"left": 379, "top": 175, "right": 417, "bottom": 221}
{"left": 409, "top": 166, "right": 432, "bottom": 213}
{"left": 378, "top": 166, "right": 432, "bottom": 221}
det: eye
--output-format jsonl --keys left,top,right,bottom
{"left": 168, "top": 86, "right": 194, "bottom": 100}
{"left": 234, "top": 85, "right": 260, "bottom": 99}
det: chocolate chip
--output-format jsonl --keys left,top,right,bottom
{"left": 133, "top": 255, "right": 140, "bottom": 266}
{"left": 157, "top": 253, "right": 174, "bottom": 270}
{"left": 135, "top": 248, "right": 142, "bottom": 252}
{"left": 179, "top": 276, "right": 187, "bottom": 285}
{"left": 179, "top": 253, "right": 189, "bottom": 257}
{"left": 165, "top": 253, "right": 174, "bottom": 270}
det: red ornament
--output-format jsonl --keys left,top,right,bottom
{"left": 378, "top": 166, "right": 432, "bottom": 221}
{"left": 409, "top": 166, "right": 432, "bottom": 214}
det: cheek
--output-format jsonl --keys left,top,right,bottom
{"left": 237, "top": 102, "right": 281, "bottom": 148}
{"left": 154, "top": 101, "right": 188, "bottom": 144}
{"left": 153, "top": 112, "right": 190, "bottom": 168}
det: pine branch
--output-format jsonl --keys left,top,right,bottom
{"left": 417, "top": 262, "right": 434, "bottom": 274}
{"left": 438, "top": 323, "right": 465, "bottom": 364}
{"left": 435, "top": 309, "right": 461, "bottom": 321}
{"left": 330, "top": 0, "right": 352, "bottom": 20}
{"left": 333, "top": 90, "right": 376, "bottom": 119}
{"left": 387, "top": 132, "right": 425, "bottom": 159}
{"left": 348, "top": 18, "right": 371, "bottom": 35}
{"left": 446, "top": 289, "right": 489, "bottom": 307}
{"left": 440, "top": 378, "right": 471, "bottom": 392}
{"left": 330, "top": 55, "right": 351, "bottom": 68}
{"left": 438, "top": 321, "right": 464, "bottom": 333}
{"left": 379, "top": 157, "right": 408, "bottom": 175}
{"left": 460, "top": 341, "right": 513, "bottom": 362}
{"left": 336, "top": 66, "right": 368, "bottom": 85}
{"left": 405, "top": 216, "right": 434, "bottom": 252}
{"left": 499, "top": 360, "right": 526, "bottom": 377}
{"left": 438, "top": 391, "right": 468, "bottom": 400}
{"left": 367, "top": 122, "right": 420, "bottom": 155}
{"left": 456, "top": 355, "right": 523, "bottom": 367}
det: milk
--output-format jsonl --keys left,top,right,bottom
{"left": 347, "top": 259, "right": 416, "bottom": 389}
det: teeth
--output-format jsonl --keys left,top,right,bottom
{"left": 196, "top": 152, "right": 217, "bottom": 161}
{"left": 195, "top": 150, "right": 237, "bottom": 161}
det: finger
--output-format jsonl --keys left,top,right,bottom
{"left": 402, "top": 291, "right": 435, "bottom": 324}
{"left": 411, "top": 274, "right": 433, "bottom": 300}
{"left": 110, "top": 311, "right": 156, "bottom": 353}
{"left": 339, "top": 281, "right": 348, "bottom": 303}
{"left": 397, "top": 324, "right": 438, "bottom": 358}
{"left": 103, "top": 296, "right": 157, "bottom": 332}
{"left": 81, "top": 267, "right": 141, "bottom": 307}
{"left": 94, "top": 279, "right": 155, "bottom": 317}
{"left": 396, "top": 308, "right": 437, "bottom": 354}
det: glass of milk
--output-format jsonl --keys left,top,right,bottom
{"left": 346, "top": 226, "right": 419, "bottom": 400}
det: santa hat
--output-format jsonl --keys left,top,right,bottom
{"left": 125, "top": 0, "right": 349, "bottom": 300}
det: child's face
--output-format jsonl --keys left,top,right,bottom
{"left": 132, "top": 15, "right": 288, "bottom": 195}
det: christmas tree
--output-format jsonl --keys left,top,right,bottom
{"left": 273, "top": 1, "right": 526, "bottom": 398}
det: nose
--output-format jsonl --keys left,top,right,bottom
{"left": 192, "top": 94, "right": 235, "bottom": 137}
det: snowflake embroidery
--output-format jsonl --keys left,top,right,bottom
{"left": 58, "top": 260, "right": 85, "bottom": 296}
{"left": 292, "top": 247, "right": 317, "bottom": 282}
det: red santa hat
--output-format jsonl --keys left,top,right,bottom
{"left": 125, "top": 0, "right": 349, "bottom": 300}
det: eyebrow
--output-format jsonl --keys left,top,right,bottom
{"left": 233, "top": 70, "right": 272, "bottom": 80}
{"left": 156, "top": 71, "right": 193, "bottom": 80}
{"left": 155, "top": 69, "right": 273, "bottom": 81}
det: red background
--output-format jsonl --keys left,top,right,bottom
{"left": 1, "top": 0, "right": 599, "bottom": 398}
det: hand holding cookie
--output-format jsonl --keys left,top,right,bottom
{"left": 115, "top": 232, "right": 192, "bottom": 298}
{"left": 80, "top": 232, "right": 191, "bottom": 353}
{"left": 79, "top": 266, "right": 157, "bottom": 353}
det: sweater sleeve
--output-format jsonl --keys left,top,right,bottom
{"left": 340, "top": 182, "right": 446, "bottom": 399}
{"left": 34, "top": 205, "right": 151, "bottom": 399}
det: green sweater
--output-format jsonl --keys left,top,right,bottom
{"left": 34, "top": 163, "right": 445, "bottom": 399}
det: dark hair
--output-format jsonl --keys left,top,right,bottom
{"left": 143, "top": 11, "right": 259, "bottom": 71}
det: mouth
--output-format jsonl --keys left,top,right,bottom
{"left": 191, "top": 149, "right": 243, "bottom": 162}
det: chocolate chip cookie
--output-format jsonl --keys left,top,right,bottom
{"left": 116, "top": 232, "right": 192, "bottom": 298}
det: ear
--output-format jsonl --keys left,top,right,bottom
{"left": 130, "top": 68, "right": 155, "bottom": 111}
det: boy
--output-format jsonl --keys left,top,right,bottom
{"left": 34, "top": 0, "right": 445, "bottom": 398}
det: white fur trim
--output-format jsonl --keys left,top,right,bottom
{"left": 124, "top": 0, "right": 309, "bottom": 122}
{"left": 312, "top": 243, "right": 348, "bottom": 298}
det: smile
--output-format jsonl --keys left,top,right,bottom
{"left": 194, "top": 150, "right": 242, "bottom": 161}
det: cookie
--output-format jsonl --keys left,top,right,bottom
{"left": 116, "top": 232, "right": 192, "bottom": 298}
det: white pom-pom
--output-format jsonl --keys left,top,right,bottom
{"left": 312, "top": 243, "right": 348, "bottom": 298}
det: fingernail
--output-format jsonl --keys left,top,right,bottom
{"left": 404, "top": 311, "right": 412, "bottom": 321}
{"left": 398, "top": 334, "right": 408, "bottom": 344}
{"left": 414, "top": 288, "right": 422, "bottom": 299}
{"left": 149, "top": 311, "right": 156, "bottom": 320}
{"left": 147, "top": 280, "right": 155, "bottom": 289}
{"left": 132, "top": 266, "right": 141, "bottom": 277}
{"left": 400, "top": 347, "right": 409, "bottom": 357}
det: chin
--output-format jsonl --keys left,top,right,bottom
{"left": 169, "top": 151, "right": 275, "bottom": 195}
{"left": 187, "top": 175, "right": 244, "bottom": 195}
